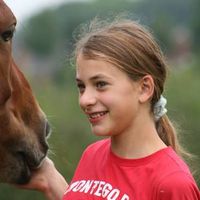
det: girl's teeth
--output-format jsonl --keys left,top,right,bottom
{"left": 89, "top": 112, "right": 106, "bottom": 119}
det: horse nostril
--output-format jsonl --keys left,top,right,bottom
{"left": 17, "top": 150, "right": 46, "bottom": 170}
{"left": 45, "top": 121, "right": 51, "bottom": 138}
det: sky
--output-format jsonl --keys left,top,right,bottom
{"left": 6, "top": 0, "right": 88, "bottom": 24}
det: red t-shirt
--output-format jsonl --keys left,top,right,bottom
{"left": 62, "top": 139, "right": 200, "bottom": 200}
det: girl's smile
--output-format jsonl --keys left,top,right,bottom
{"left": 86, "top": 110, "right": 109, "bottom": 124}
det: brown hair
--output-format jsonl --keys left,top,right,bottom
{"left": 74, "top": 18, "right": 190, "bottom": 159}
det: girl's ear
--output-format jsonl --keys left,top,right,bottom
{"left": 138, "top": 75, "right": 154, "bottom": 103}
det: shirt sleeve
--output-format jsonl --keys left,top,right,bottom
{"left": 156, "top": 171, "right": 200, "bottom": 200}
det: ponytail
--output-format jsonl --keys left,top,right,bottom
{"left": 156, "top": 115, "right": 193, "bottom": 160}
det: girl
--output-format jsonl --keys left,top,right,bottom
{"left": 21, "top": 18, "right": 200, "bottom": 199}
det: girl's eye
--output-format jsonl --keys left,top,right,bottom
{"left": 96, "top": 81, "right": 107, "bottom": 89}
{"left": 77, "top": 83, "right": 85, "bottom": 94}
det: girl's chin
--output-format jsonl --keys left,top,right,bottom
{"left": 91, "top": 127, "right": 110, "bottom": 137}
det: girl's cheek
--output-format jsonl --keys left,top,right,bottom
{"left": 100, "top": 95, "right": 114, "bottom": 106}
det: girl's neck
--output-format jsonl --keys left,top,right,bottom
{"left": 111, "top": 115, "right": 166, "bottom": 159}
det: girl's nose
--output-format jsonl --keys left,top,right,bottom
{"left": 79, "top": 89, "right": 97, "bottom": 110}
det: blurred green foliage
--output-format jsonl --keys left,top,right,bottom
{"left": 0, "top": 0, "right": 199, "bottom": 199}
{"left": 19, "top": 0, "right": 200, "bottom": 56}
{"left": 166, "top": 62, "right": 200, "bottom": 156}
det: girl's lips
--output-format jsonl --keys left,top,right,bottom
{"left": 87, "top": 111, "right": 108, "bottom": 123}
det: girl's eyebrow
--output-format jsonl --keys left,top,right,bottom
{"left": 90, "top": 74, "right": 106, "bottom": 80}
{"left": 76, "top": 73, "right": 112, "bottom": 82}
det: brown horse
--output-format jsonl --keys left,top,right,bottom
{"left": 0, "top": 0, "right": 50, "bottom": 184}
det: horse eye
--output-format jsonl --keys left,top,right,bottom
{"left": 1, "top": 25, "right": 16, "bottom": 42}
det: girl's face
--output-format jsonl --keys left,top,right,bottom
{"left": 76, "top": 55, "right": 142, "bottom": 137}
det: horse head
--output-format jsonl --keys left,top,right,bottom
{"left": 0, "top": 0, "right": 50, "bottom": 184}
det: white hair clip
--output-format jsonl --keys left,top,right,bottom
{"left": 153, "top": 95, "right": 167, "bottom": 121}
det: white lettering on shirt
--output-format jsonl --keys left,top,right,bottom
{"left": 79, "top": 180, "right": 94, "bottom": 193}
{"left": 102, "top": 183, "right": 113, "bottom": 197}
{"left": 65, "top": 179, "right": 130, "bottom": 200}
{"left": 94, "top": 181, "right": 105, "bottom": 196}
{"left": 107, "top": 189, "right": 120, "bottom": 200}
{"left": 121, "top": 194, "right": 129, "bottom": 200}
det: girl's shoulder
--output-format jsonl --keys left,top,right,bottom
{"left": 153, "top": 147, "right": 200, "bottom": 199}
{"left": 160, "top": 147, "right": 193, "bottom": 175}
{"left": 85, "top": 138, "right": 110, "bottom": 152}
{"left": 155, "top": 171, "right": 200, "bottom": 199}
{"left": 81, "top": 138, "right": 110, "bottom": 160}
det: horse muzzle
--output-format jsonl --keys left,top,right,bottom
{"left": 0, "top": 119, "right": 50, "bottom": 184}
